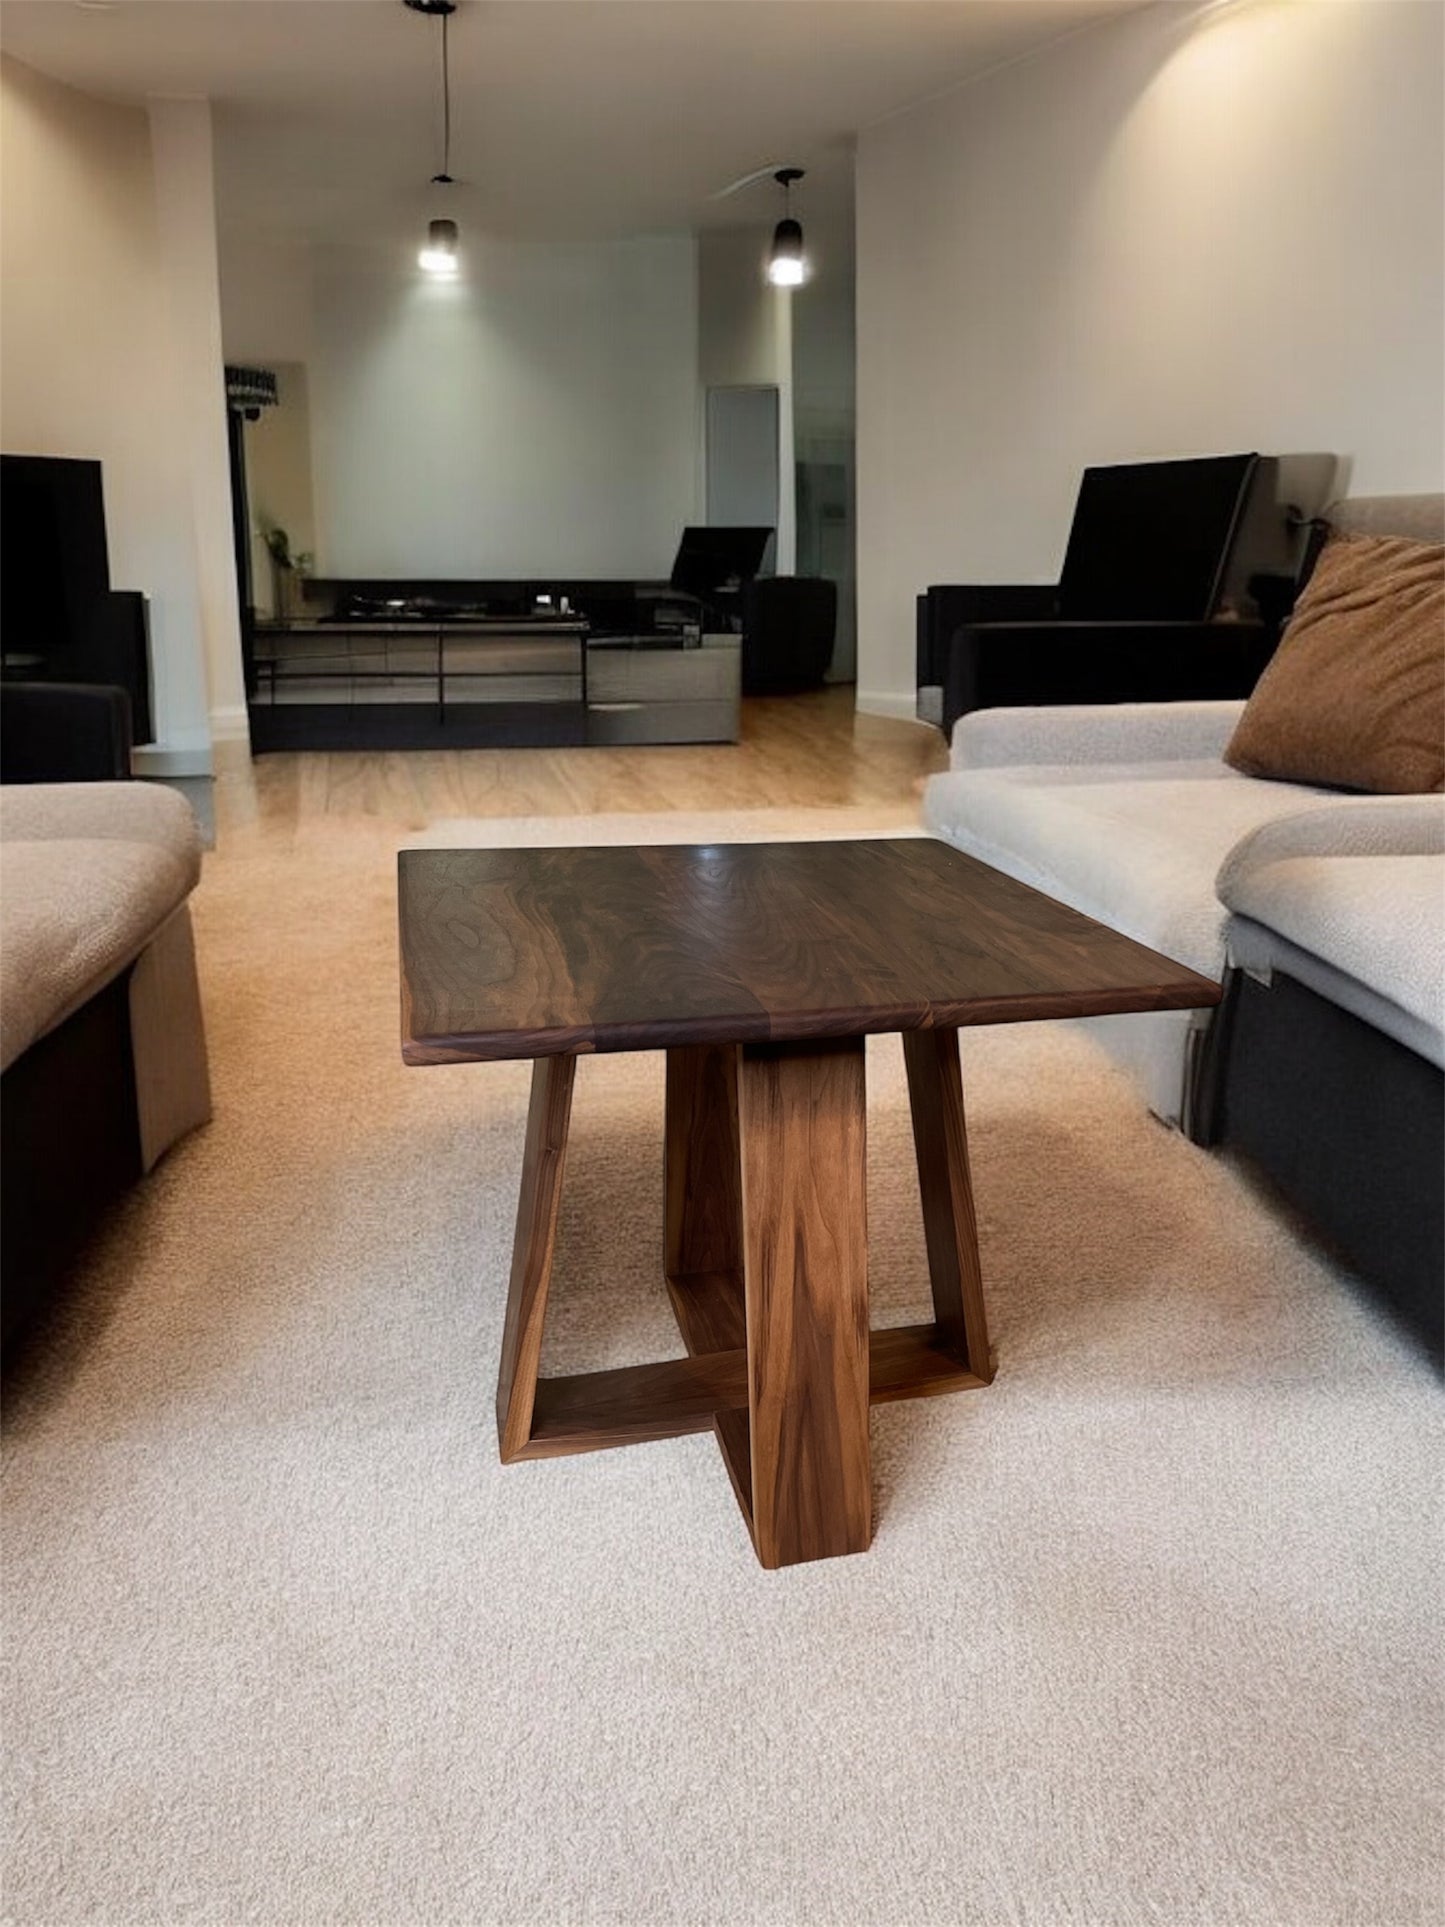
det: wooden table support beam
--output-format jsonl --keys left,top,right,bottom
{"left": 493, "top": 1033, "right": 992, "bottom": 1564}
{"left": 903, "top": 1027, "right": 995, "bottom": 1382}
{"left": 738, "top": 1037, "right": 872, "bottom": 1568}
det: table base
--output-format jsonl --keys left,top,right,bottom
{"left": 494, "top": 1031, "right": 995, "bottom": 1569}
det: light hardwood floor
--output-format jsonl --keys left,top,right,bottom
{"left": 215, "top": 687, "right": 945, "bottom": 842}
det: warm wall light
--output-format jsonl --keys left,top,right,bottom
{"left": 767, "top": 168, "right": 808, "bottom": 288}
{"left": 419, "top": 217, "right": 460, "bottom": 275}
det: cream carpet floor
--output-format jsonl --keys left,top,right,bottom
{"left": 3, "top": 807, "right": 1441, "bottom": 1927}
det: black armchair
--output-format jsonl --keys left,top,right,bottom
{"left": 741, "top": 576, "right": 837, "bottom": 694}
{"left": 0, "top": 682, "right": 133, "bottom": 784}
{"left": 918, "top": 453, "right": 1294, "bottom": 737}
{"left": 943, "top": 618, "right": 1276, "bottom": 725}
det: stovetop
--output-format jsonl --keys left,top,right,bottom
{"left": 322, "top": 595, "right": 499, "bottom": 623}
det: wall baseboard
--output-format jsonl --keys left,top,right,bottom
{"left": 209, "top": 704, "right": 252, "bottom": 745}
{"left": 133, "top": 740, "right": 214, "bottom": 779}
{"left": 855, "top": 688, "right": 928, "bottom": 724}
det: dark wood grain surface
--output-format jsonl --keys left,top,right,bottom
{"left": 738, "top": 1038, "right": 872, "bottom": 1567}
{"left": 903, "top": 1028, "right": 993, "bottom": 1382}
{"left": 399, "top": 838, "right": 1220, "bottom": 1063}
{"left": 488, "top": 1042, "right": 990, "bottom": 1527}
{"left": 495, "top": 1055, "right": 574, "bottom": 1463}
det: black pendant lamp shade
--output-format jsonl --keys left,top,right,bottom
{"left": 767, "top": 168, "right": 807, "bottom": 287}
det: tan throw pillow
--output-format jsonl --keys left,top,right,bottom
{"left": 1224, "top": 531, "right": 1445, "bottom": 793}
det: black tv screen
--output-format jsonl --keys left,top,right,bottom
{"left": 1058, "top": 453, "right": 1258, "bottom": 621}
{"left": 670, "top": 526, "right": 774, "bottom": 602}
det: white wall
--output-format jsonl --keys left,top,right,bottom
{"left": 219, "top": 222, "right": 820, "bottom": 593}
{"left": 285, "top": 235, "right": 699, "bottom": 581}
{"left": 149, "top": 97, "right": 248, "bottom": 748}
{"left": 855, "top": 0, "right": 1445, "bottom": 715}
{"left": 0, "top": 56, "right": 216, "bottom": 760}
{"left": 698, "top": 227, "right": 797, "bottom": 572}
{"left": 218, "top": 231, "right": 314, "bottom": 368}
{"left": 792, "top": 212, "right": 857, "bottom": 676}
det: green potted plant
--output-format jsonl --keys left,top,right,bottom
{"left": 261, "top": 523, "right": 313, "bottom": 622}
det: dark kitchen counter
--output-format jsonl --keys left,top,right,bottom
{"left": 245, "top": 579, "right": 736, "bottom": 753}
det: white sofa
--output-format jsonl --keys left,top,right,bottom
{"left": 1220, "top": 803, "right": 1444, "bottom": 1073}
{"left": 922, "top": 492, "right": 1445, "bottom": 1133}
{"left": 922, "top": 697, "right": 1422, "bottom": 1127}
{"left": 1, "top": 779, "right": 211, "bottom": 1346}
{"left": 921, "top": 491, "right": 1444, "bottom": 1349}
{"left": 1211, "top": 820, "right": 1443, "bottom": 1353}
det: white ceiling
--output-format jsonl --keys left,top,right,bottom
{"left": 0, "top": 1, "right": 1142, "bottom": 246}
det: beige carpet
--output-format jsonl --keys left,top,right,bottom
{"left": 3, "top": 807, "right": 1441, "bottom": 1927}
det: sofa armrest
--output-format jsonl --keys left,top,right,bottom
{"left": 917, "top": 584, "right": 1059, "bottom": 698}
{"left": 1217, "top": 796, "right": 1445, "bottom": 905}
{"left": 0, "top": 682, "right": 133, "bottom": 783}
{"left": 0, "top": 779, "right": 201, "bottom": 866}
{"left": 951, "top": 699, "right": 1247, "bottom": 772}
{"left": 924, "top": 584, "right": 1060, "bottom": 621}
{"left": 943, "top": 618, "right": 1274, "bottom": 735}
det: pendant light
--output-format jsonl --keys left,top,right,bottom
{"left": 405, "top": 0, "right": 461, "bottom": 275}
{"left": 767, "top": 168, "right": 807, "bottom": 288}
{"left": 419, "top": 218, "right": 459, "bottom": 275}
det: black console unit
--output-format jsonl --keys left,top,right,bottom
{"left": 249, "top": 576, "right": 741, "bottom": 753}
{"left": 245, "top": 528, "right": 768, "bottom": 753}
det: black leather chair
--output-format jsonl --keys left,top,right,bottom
{"left": 0, "top": 682, "right": 133, "bottom": 783}
{"left": 741, "top": 576, "right": 837, "bottom": 694}
{"left": 918, "top": 454, "right": 1285, "bottom": 737}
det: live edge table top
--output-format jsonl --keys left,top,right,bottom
{"left": 398, "top": 838, "right": 1220, "bottom": 1065}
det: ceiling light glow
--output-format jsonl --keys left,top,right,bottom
{"left": 419, "top": 218, "right": 460, "bottom": 275}
{"left": 766, "top": 170, "right": 808, "bottom": 289}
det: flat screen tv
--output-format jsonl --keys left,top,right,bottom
{"left": 1058, "top": 453, "right": 1259, "bottom": 621}
{"left": 669, "top": 526, "right": 774, "bottom": 604}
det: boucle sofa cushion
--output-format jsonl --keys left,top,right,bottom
{"left": 0, "top": 783, "right": 202, "bottom": 1072}
{"left": 922, "top": 760, "right": 1349, "bottom": 976}
{"left": 1225, "top": 853, "right": 1445, "bottom": 1068}
{"left": 0, "top": 779, "right": 199, "bottom": 852}
{"left": 1224, "top": 533, "right": 1445, "bottom": 794}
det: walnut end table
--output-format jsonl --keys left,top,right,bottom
{"left": 399, "top": 838, "right": 1219, "bottom": 1569}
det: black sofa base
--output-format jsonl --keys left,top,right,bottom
{"left": 1, "top": 973, "right": 142, "bottom": 1352}
{"left": 1205, "top": 968, "right": 1443, "bottom": 1361}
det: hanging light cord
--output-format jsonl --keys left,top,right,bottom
{"left": 433, "top": 9, "right": 453, "bottom": 184}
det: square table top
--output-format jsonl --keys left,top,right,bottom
{"left": 398, "top": 838, "right": 1219, "bottom": 1064}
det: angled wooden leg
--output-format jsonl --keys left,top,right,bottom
{"left": 738, "top": 1037, "right": 872, "bottom": 1569}
{"left": 903, "top": 1027, "right": 993, "bottom": 1382}
{"left": 665, "top": 1044, "right": 743, "bottom": 1288}
{"left": 496, "top": 1054, "right": 576, "bottom": 1462}
{"left": 663, "top": 1045, "right": 755, "bottom": 1527}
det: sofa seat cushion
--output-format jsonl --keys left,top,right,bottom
{"left": 0, "top": 783, "right": 202, "bottom": 1072}
{"left": 1224, "top": 854, "right": 1445, "bottom": 1068}
{"left": 923, "top": 760, "right": 1349, "bottom": 976}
